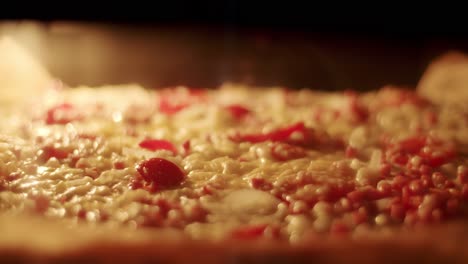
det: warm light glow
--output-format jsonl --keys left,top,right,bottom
{"left": 35, "top": 127, "right": 51, "bottom": 137}
{"left": 37, "top": 166, "right": 48, "bottom": 175}
{"left": 19, "top": 179, "right": 40, "bottom": 189}
{"left": 112, "top": 111, "right": 123, "bottom": 123}
{"left": 0, "top": 22, "right": 53, "bottom": 104}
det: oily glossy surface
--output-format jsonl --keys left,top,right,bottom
{"left": 0, "top": 83, "right": 467, "bottom": 243}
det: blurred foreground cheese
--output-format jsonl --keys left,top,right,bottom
{"left": 417, "top": 51, "right": 468, "bottom": 107}
{"left": 222, "top": 189, "right": 280, "bottom": 215}
{"left": 0, "top": 36, "right": 53, "bottom": 104}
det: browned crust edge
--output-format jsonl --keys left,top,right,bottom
{"left": 1, "top": 222, "right": 468, "bottom": 264}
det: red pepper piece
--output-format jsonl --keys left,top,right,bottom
{"left": 139, "top": 139, "right": 177, "bottom": 155}
{"left": 231, "top": 122, "right": 313, "bottom": 146}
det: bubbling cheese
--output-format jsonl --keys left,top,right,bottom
{"left": 0, "top": 83, "right": 467, "bottom": 242}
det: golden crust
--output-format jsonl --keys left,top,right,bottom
{"left": 1, "top": 227, "right": 468, "bottom": 264}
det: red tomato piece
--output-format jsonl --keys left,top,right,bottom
{"left": 136, "top": 158, "right": 185, "bottom": 189}
{"left": 39, "top": 145, "right": 70, "bottom": 162}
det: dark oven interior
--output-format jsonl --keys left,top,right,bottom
{"left": 2, "top": 4, "right": 468, "bottom": 91}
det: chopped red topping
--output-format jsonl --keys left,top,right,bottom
{"left": 330, "top": 220, "right": 350, "bottom": 235}
{"left": 462, "top": 184, "right": 468, "bottom": 201}
{"left": 432, "top": 172, "right": 447, "bottom": 188}
{"left": 38, "top": 145, "right": 70, "bottom": 162}
{"left": 231, "top": 224, "right": 268, "bottom": 240}
{"left": 345, "top": 146, "right": 358, "bottom": 158}
{"left": 352, "top": 208, "right": 369, "bottom": 225}
{"left": 154, "top": 198, "right": 173, "bottom": 217}
{"left": 408, "top": 180, "right": 426, "bottom": 195}
{"left": 130, "top": 177, "right": 144, "bottom": 190}
{"left": 320, "top": 184, "right": 355, "bottom": 203}
{"left": 125, "top": 127, "right": 138, "bottom": 137}
{"left": 251, "top": 178, "right": 273, "bottom": 191}
{"left": 158, "top": 87, "right": 207, "bottom": 115}
{"left": 201, "top": 185, "right": 215, "bottom": 195}
{"left": 398, "top": 136, "right": 426, "bottom": 154}
{"left": 113, "top": 161, "right": 126, "bottom": 170}
{"left": 225, "top": 104, "right": 251, "bottom": 120}
{"left": 376, "top": 86, "right": 430, "bottom": 109}
{"left": 182, "top": 140, "right": 191, "bottom": 155}
{"left": 381, "top": 163, "right": 392, "bottom": 177}
{"left": 446, "top": 198, "right": 460, "bottom": 216}
{"left": 138, "top": 198, "right": 203, "bottom": 228}
{"left": 282, "top": 89, "right": 296, "bottom": 106}
{"left": 0, "top": 179, "right": 7, "bottom": 191}
{"left": 386, "top": 135, "right": 456, "bottom": 169}
{"left": 31, "top": 194, "right": 49, "bottom": 214}
{"left": 45, "top": 103, "right": 82, "bottom": 125}
{"left": 458, "top": 168, "right": 468, "bottom": 184}
{"left": 136, "top": 158, "right": 185, "bottom": 189}
{"left": 140, "top": 209, "right": 164, "bottom": 228}
{"left": 347, "top": 188, "right": 382, "bottom": 204}
{"left": 425, "top": 111, "right": 438, "bottom": 126}
{"left": 139, "top": 139, "right": 177, "bottom": 155}
{"left": 84, "top": 167, "right": 100, "bottom": 179}
{"left": 390, "top": 203, "right": 405, "bottom": 221}
{"left": 421, "top": 149, "right": 456, "bottom": 168}
{"left": 99, "top": 210, "right": 110, "bottom": 222}
{"left": 186, "top": 204, "right": 208, "bottom": 222}
{"left": 124, "top": 105, "right": 153, "bottom": 124}
{"left": 344, "top": 91, "right": 369, "bottom": 123}
{"left": 230, "top": 122, "right": 314, "bottom": 147}
{"left": 270, "top": 142, "right": 307, "bottom": 161}
{"left": 7, "top": 172, "right": 22, "bottom": 181}
{"left": 77, "top": 209, "right": 87, "bottom": 219}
